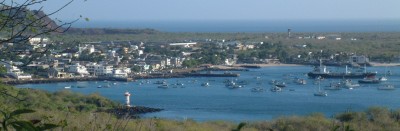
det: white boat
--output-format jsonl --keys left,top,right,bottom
{"left": 314, "top": 91, "right": 328, "bottom": 96}
{"left": 294, "top": 78, "right": 307, "bottom": 85}
{"left": 324, "top": 82, "right": 341, "bottom": 90}
{"left": 379, "top": 67, "right": 389, "bottom": 82}
{"left": 379, "top": 76, "right": 388, "bottom": 82}
{"left": 201, "top": 82, "right": 210, "bottom": 87}
{"left": 314, "top": 81, "right": 327, "bottom": 97}
{"left": 64, "top": 86, "right": 71, "bottom": 89}
{"left": 378, "top": 84, "right": 395, "bottom": 90}
{"left": 270, "top": 86, "right": 282, "bottom": 92}
{"left": 342, "top": 79, "right": 360, "bottom": 89}
{"left": 158, "top": 83, "right": 169, "bottom": 89}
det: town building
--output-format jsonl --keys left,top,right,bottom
{"left": 68, "top": 63, "right": 90, "bottom": 77}
{"left": 86, "top": 63, "right": 113, "bottom": 76}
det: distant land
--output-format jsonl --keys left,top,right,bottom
{"left": 72, "top": 19, "right": 400, "bottom": 33}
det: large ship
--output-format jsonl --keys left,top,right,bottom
{"left": 307, "top": 61, "right": 377, "bottom": 79}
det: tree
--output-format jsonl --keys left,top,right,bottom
{"left": 0, "top": 0, "right": 82, "bottom": 67}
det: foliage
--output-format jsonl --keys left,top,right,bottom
{"left": 182, "top": 59, "right": 200, "bottom": 68}
{"left": 0, "top": 109, "right": 59, "bottom": 131}
{"left": 0, "top": 0, "right": 80, "bottom": 67}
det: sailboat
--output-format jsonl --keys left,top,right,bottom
{"left": 379, "top": 67, "right": 388, "bottom": 82}
{"left": 314, "top": 80, "right": 327, "bottom": 97}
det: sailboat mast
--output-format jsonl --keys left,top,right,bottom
{"left": 364, "top": 64, "right": 367, "bottom": 73}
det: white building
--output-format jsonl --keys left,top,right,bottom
{"left": 165, "top": 58, "right": 171, "bottom": 67}
{"left": 0, "top": 61, "right": 32, "bottom": 80}
{"left": 86, "top": 63, "right": 113, "bottom": 76}
{"left": 350, "top": 55, "right": 369, "bottom": 64}
{"left": 316, "top": 36, "right": 326, "bottom": 40}
{"left": 89, "top": 45, "right": 95, "bottom": 54}
{"left": 68, "top": 63, "right": 89, "bottom": 77}
{"left": 29, "top": 37, "right": 49, "bottom": 45}
{"left": 7, "top": 66, "right": 32, "bottom": 80}
{"left": 112, "top": 67, "right": 131, "bottom": 78}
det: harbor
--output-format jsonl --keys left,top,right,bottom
{"left": 15, "top": 66, "right": 400, "bottom": 122}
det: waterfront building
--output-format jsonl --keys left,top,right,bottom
{"left": 350, "top": 55, "right": 369, "bottom": 65}
{"left": 68, "top": 63, "right": 90, "bottom": 77}
{"left": 48, "top": 67, "right": 72, "bottom": 78}
{"left": 0, "top": 61, "right": 32, "bottom": 80}
{"left": 170, "top": 57, "right": 183, "bottom": 67}
{"left": 7, "top": 66, "right": 32, "bottom": 80}
{"left": 112, "top": 67, "right": 131, "bottom": 78}
{"left": 86, "top": 63, "right": 113, "bottom": 76}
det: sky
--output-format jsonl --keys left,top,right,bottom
{"left": 28, "top": 0, "right": 400, "bottom": 22}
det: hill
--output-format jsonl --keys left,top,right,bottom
{"left": 64, "top": 28, "right": 159, "bottom": 35}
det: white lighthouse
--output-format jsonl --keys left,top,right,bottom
{"left": 124, "top": 91, "right": 131, "bottom": 107}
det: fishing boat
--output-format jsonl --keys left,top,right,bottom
{"left": 342, "top": 79, "right": 359, "bottom": 89}
{"left": 358, "top": 77, "right": 381, "bottom": 84}
{"left": 158, "top": 83, "right": 169, "bottom": 89}
{"left": 201, "top": 82, "right": 210, "bottom": 87}
{"left": 225, "top": 81, "right": 242, "bottom": 89}
{"left": 324, "top": 82, "right": 341, "bottom": 90}
{"left": 379, "top": 67, "right": 389, "bottom": 82}
{"left": 270, "top": 80, "right": 286, "bottom": 87}
{"left": 308, "top": 60, "right": 376, "bottom": 79}
{"left": 378, "top": 84, "right": 395, "bottom": 90}
{"left": 275, "top": 82, "right": 286, "bottom": 88}
{"left": 379, "top": 76, "right": 388, "bottom": 82}
{"left": 270, "top": 86, "right": 282, "bottom": 92}
{"left": 314, "top": 81, "right": 327, "bottom": 97}
{"left": 154, "top": 80, "right": 167, "bottom": 84}
{"left": 294, "top": 78, "right": 307, "bottom": 85}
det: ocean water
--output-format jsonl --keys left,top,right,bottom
{"left": 16, "top": 66, "right": 400, "bottom": 122}
{"left": 73, "top": 20, "right": 400, "bottom": 32}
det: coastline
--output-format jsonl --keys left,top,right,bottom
{"left": 369, "top": 62, "right": 400, "bottom": 67}
{"left": 2, "top": 62, "right": 398, "bottom": 85}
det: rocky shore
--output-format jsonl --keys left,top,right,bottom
{"left": 106, "top": 106, "right": 163, "bottom": 119}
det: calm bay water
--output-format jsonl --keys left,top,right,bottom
{"left": 17, "top": 66, "right": 400, "bottom": 122}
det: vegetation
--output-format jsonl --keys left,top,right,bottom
{"left": 50, "top": 31, "right": 400, "bottom": 65}
{"left": 1, "top": 83, "right": 400, "bottom": 130}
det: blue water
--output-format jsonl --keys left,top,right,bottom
{"left": 73, "top": 20, "right": 400, "bottom": 32}
{"left": 16, "top": 66, "right": 400, "bottom": 122}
